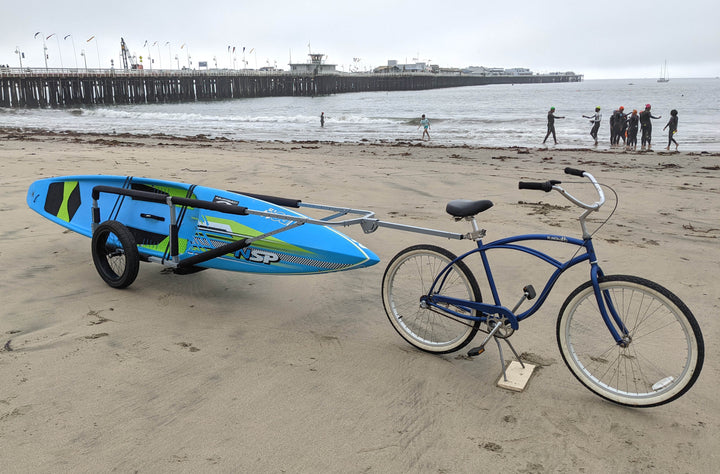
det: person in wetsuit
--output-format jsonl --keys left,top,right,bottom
{"left": 639, "top": 104, "right": 662, "bottom": 150}
{"left": 626, "top": 109, "right": 639, "bottom": 150}
{"left": 609, "top": 109, "right": 617, "bottom": 146}
{"left": 582, "top": 106, "right": 602, "bottom": 145}
{"left": 543, "top": 107, "right": 564, "bottom": 145}
{"left": 663, "top": 109, "right": 679, "bottom": 151}
{"left": 611, "top": 107, "right": 626, "bottom": 147}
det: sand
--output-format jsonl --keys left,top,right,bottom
{"left": 1, "top": 130, "right": 718, "bottom": 472}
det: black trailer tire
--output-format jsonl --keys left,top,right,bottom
{"left": 91, "top": 220, "right": 140, "bottom": 289}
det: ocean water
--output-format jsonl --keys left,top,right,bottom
{"left": 2, "top": 78, "right": 719, "bottom": 151}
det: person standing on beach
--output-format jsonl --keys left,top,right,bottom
{"left": 320, "top": 112, "right": 325, "bottom": 128}
{"left": 626, "top": 109, "right": 639, "bottom": 150}
{"left": 582, "top": 106, "right": 602, "bottom": 145}
{"left": 419, "top": 114, "right": 430, "bottom": 140}
{"left": 611, "top": 107, "right": 626, "bottom": 147}
{"left": 639, "top": 104, "right": 662, "bottom": 150}
{"left": 664, "top": 109, "right": 679, "bottom": 151}
{"left": 542, "top": 107, "right": 564, "bottom": 145}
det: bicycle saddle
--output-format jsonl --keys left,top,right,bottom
{"left": 446, "top": 199, "right": 494, "bottom": 218}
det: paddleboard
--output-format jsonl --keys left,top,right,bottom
{"left": 27, "top": 175, "right": 379, "bottom": 275}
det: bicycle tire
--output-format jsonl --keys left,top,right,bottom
{"left": 91, "top": 220, "right": 140, "bottom": 289}
{"left": 382, "top": 244, "right": 482, "bottom": 354}
{"left": 557, "top": 275, "right": 704, "bottom": 407}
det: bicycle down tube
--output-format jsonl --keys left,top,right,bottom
{"left": 421, "top": 234, "right": 589, "bottom": 329}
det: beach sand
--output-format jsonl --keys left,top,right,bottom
{"left": 1, "top": 130, "right": 718, "bottom": 472}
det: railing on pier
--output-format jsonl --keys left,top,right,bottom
{"left": 0, "top": 67, "right": 583, "bottom": 108}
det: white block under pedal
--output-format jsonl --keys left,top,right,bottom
{"left": 497, "top": 360, "right": 537, "bottom": 392}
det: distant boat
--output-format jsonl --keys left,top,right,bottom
{"left": 657, "top": 60, "right": 670, "bottom": 83}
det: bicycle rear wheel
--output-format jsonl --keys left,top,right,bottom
{"left": 557, "top": 275, "right": 703, "bottom": 407}
{"left": 382, "top": 244, "right": 482, "bottom": 354}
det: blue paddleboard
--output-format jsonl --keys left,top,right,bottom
{"left": 27, "top": 175, "right": 379, "bottom": 275}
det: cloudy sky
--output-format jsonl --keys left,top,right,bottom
{"left": 2, "top": 0, "right": 718, "bottom": 79}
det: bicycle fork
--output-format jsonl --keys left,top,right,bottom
{"left": 591, "top": 266, "right": 632, "bottom": 347}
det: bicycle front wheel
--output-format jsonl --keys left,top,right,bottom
{"left": 382, "top": 244, "right": 482, "bottom": 354}
{"left": 557, "top": 275, "right": 704, "bottom": 407}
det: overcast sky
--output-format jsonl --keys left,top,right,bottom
{"left": 2, "top": 0, "right": 718, "bottom": 79}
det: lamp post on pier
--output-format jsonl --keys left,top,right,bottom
{"left": 64, "top": 34, "right": 78, "bottom": 69}
{"left": 46, "top": 34, "right": 64, "bottom": 68}
{"left": 14, "top": 47, "right": 24, "bottom": 68}
{"left": 228, "top": 45, "right": 235, "bottom": 69}
{"left": 181, "top": 43, "right": 191, "bottom": 69}
{"left": 34, "top": 31, "right": 48, "bottom": 70}
{"left": 154, "top": 42, "right": 162, "bottom": 69}
{"left": 144, "top": 41, "right": 153, "bottom": 70}
{"left": 87, "top": 36, "right": 100, "bottom": 68}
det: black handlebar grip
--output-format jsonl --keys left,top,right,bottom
{"left": 518, "top": 181, "right": 553, "bottom": 192}
{"left": 564, "top": 167, "right": 585, "bottom": 177}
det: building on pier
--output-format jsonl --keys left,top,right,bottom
{"left": 289, "top": 53, "right": 336, "bottom": 74}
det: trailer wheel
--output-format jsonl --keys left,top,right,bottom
{"left": 91, "top": 220, "right": 140, "bottom": 289}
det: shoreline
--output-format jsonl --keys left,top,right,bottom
{"left": 3, "top": 126, "right": 720, "bottom": 157}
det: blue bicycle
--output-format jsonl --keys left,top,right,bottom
{"left": 381, "top": 167, "right": 704, "bottom": 407}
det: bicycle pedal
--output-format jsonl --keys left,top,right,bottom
{"left": 467, "top": 346, "right": 485, "bottom": 357}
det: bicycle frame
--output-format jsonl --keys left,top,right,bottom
{"left": 422, "top": 233, "right": 630, "bottom": 345}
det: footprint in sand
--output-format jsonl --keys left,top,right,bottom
{"left": 176, "top": 342, "right": 200, "bottom": 352}
{"left": 482, "top": 441, "right": 503, "bottom": 452}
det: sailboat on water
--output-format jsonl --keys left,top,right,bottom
{"left": 657, "top": 60, "right": 670, "bottom": 83}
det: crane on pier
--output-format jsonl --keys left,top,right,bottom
{"left": 120, "top": 38, "right": 142, "bottom": 69}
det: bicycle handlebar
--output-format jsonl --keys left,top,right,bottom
{"left": 518, "top": 180, "right": 559, "bottom": 192}
{"left": 564, "top": 167, "right": 585, "bottom": 177}
{"left": 518, "top": 168, "right": 606, "bottom": 211}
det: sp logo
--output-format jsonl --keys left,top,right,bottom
{"left": 235, "top": 247, "right": 281, "bottom": 265}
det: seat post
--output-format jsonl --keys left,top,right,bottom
{"left": 464, "top": 216, "right": 486, "bottom": 241}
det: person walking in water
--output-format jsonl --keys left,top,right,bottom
{"left": 582, "top": 106, "right": 602, "bottom": 145}
{"left": 320, "top": 112, "right": 325, "bottom": 128}
{"left": 626, "top": 109, "right": 639, "bottom": 151}
{"left": 664, "top": 109, "right": 679, "bottom": 151}
{"left": 419, "top": 114, "right": 430, "bottom": 140}
{"left": 639, "top": 104, "right": 662, "bottom": 150}
{"left": 543, "top": 107, "right": 564, "bottom": 145}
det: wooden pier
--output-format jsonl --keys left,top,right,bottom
{"left": 0, "top": 68, "right": 583, "bottom": 108}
